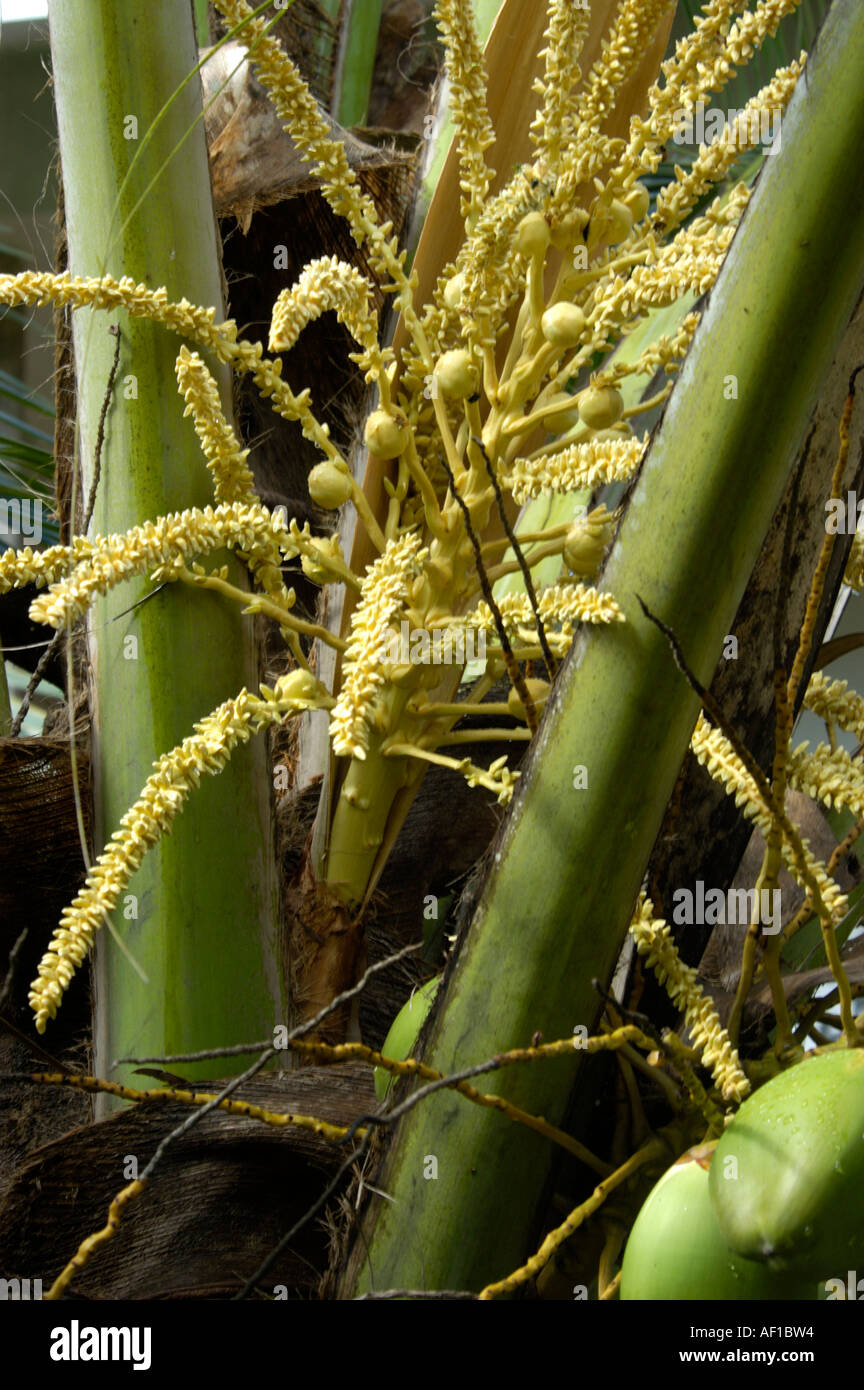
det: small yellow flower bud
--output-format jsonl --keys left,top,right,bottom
{"left": 563, "top": 505, "right": 617, "bottom": 577}
{"left": 540, "top": 302, "right": 586, "bottom": 348}
{"left": 301, "top": 535, "right": 343, "bottom": 584}
{"left": 516, "top": 212, "right": 550, "bottom": 258}
{"left": 365, "top": 408, "right": 409, "bottom": 459}
{"left": 624, "top": 183, "right": 650, "bottom": 222}
{"left": 308, "top": 461, "right": 353, "bottom": 509}
{"left": 507, "top": 678, "right": 551, "bottom": 723}
{"left": 577, "top": 384, "right": 624, "bottom": 430}
{"left": 433, "top": 348, "right": 479, "bottom": 399}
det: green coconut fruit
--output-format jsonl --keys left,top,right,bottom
{"left": 540, "top": 302, "right": 587, "bottom": 349}
{"left": 515, "top": 211, "right": 550, "bottom": 258}
{"left": 621, "top": 1144, "right": 820, "bottom": 1301}
{"left": 577, "top": 384, "right": 624, "bottom": 430}
{"left": 709, "top": 1048, "right": 864, "bottom": 1277}
{"left": 364, "top": 408, "right": 409, "bottom": 459}
{"left": 604, "top": 198, "right": 634, "bottom": 246}
{"left": 433, "top": 349, "right": 478, "bottom": 399}
{"left": 374, "top": 977, "right": 441, "bottom": 1101}
{"left": 307, "top": 461, "right": 353, "bottom": 509}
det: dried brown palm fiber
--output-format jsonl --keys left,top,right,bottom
{"left": 0, "top": 1063, "right": 374, "bottom": 1299}
{"left": 0, "top": 732, "right": 92, "bottom": 1018}
{"left": 367, "top": 0, "right": 439, "bottom": 135}
{"left": 207, "top": 0, "right": 338, "bottom": 109}
{"left": 203, "top": 40, "right": 415, "bottom": 226}
{"left": 0, "top": 730, "right": 94, "bottom": 1193}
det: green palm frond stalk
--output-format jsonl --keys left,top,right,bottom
{"left": 332, "top": 0, "right": 384, "bottom": 128}
{"left": 49, "top": 0, "right": 280, "bottom": 1092}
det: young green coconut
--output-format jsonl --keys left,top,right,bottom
{"left": 374, "top": 977, "right": 441, "bottom": 1101}
{"left": 620, "top": 1143, "right": 820, "bottom": 1301}
{"left": 709, "top": 1048, "right": 864, "bottom": 1279}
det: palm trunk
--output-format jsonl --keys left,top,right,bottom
{"left": 341, "top": 0, "right": 864, "bottom": 1295}
{"left": 50, "top": 0, "right": 279, "bottom": 1099}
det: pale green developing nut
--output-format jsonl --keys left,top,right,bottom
{"left": 273, "top": 669, "right": 327, "bottom": 704}
{"left": 507, "top": 678, "right": 551, "bottom": 723}
{"left": 374, "top": 977, "right": 441, "bottom": 1100}
{"left": 606, "top": 199, "right": 634, "bottom": 245}
{"left": 308, "top": 461, "right": 353, "bottom": 509}
{"left": 540, "top": 302, "right": 587, "bottom": 349}
{"left": 443, "top": 272, "right": 466, "bottom": 311}
{"left": 545, "top": 393, "right": 582, "bottom": 434}
{"left": 563, "top": 505, "right": 617, "bottom": 577}
{"left": 301, "top": 535, "right": 343, "bottom": 584}
{"left": 550, "top": 208, "right": 589, "bottom": 251}
{"left": 624, "top": 183, "right": 650, "bottom": 221}
{"left": 365, "top": 408, "right": 409, "bottom": 459}
{"left": 578, "top": 384, "right": 624, "bottom": 430}
{"left": 516, "top": 211, "right": 550, "bottom": 258}
{"left": 433, "top": 348, "right": 479, "bottom": 399}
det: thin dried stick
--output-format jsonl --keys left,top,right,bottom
{"left": 473, "top": 433, "right": 557, "bottom": 675}
{"left": 41, "top": 943, "right": 423, "bottom": 1298}
{"left": 440, "top": 451, "right": 539, "bottom": 731}
{"left": 477, "top": 1136, "right": 668, "bottom": 1300}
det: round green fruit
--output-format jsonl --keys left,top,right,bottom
{"left": 364, "top": 408, "right": 409, "bottom": 459}
{"left": 443, "top": 271, "right": 466, "bottom": 311}
{"left": 433, "top": 349, "right": 478, "bottom": 399}
{"left": 540, "top": 302, "right": 586, "bottom": 349}
{"left": 623, "top": 183, "right": 651, "bottom": 222}
{"left": 374, "top": 977, "right": 441, "bottom": 1101}
{"left": 577, "top": 384, "right": 624, "bottom": 430}
{"left": 621, "top": 1144, "right": 819, "bottom": 1301}
{"left": 709, "top": 1048, "right": 864, "bottom": 1278}
{"left": 307, "top": 461, "right": 353, "bottom": 509}
{"left": 544, "top": 394, "right": 582, "bottom": 434}
{"left": 516, "top": 212, "right": 550, "bottom": 258}
{"left": 605, "top": 198, "right": 634, "bottom": 246}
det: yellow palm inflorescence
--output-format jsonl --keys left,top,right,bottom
{"left": 2, "top": 0, "right": 856, "bottom": 1079}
